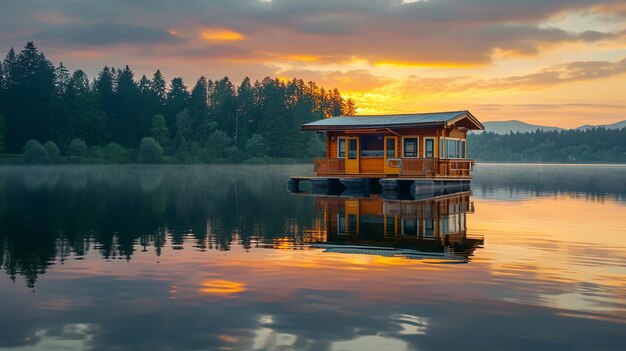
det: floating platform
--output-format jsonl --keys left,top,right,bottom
{"left": 287, "top": 176, "right": 471, "bottom": 199}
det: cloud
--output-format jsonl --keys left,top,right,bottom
{"left": 275, "top": 69, "right": 394, "bottom": 92}
{"left": 492, "top": 57, "right": 626, "bottom": 88}
{"left": 35, "top": 22, "right": 184, "bottom": 46}
{"left": 2, "top": 0, "right": 625, "bottom": 66}
{"left": 1, "top": 0, "right": 625, "bottom": 126}
{"left": 198, "top": 27, "right": 245, "bottom": 43}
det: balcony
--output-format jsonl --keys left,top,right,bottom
{"left": 314, "top": 157, "right": 474, "bottom": 178}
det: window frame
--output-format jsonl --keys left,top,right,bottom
{"left": 337, "top": 137, "right": 346, "bottom": 158}
{"left": 461, "top": 139, "right": 467, "bottom": 159}
{"left": 423, "top": 137, "right": 435, "bottom": 158}
{"left": 347, "top": 138, "right": 358, "bottom": 160}
{"left": 402, "top": 136, "right": 420, "bottom": 158}
{"left": 444, "top": 137, "right": 465, "bottom": 159}
{"left": 439, "top": 138, "right": 445, "bottom": 158}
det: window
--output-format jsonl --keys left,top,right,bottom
{"left": 359, "top": 135, "right": 384, "bottom": 157}
{"left": 461, "top": 140, "right": 466, "bottom": 158}
{"left": 403, "top": 137, "right": 418, "bottom": 157}
{"left": 446, "top": 139, "right": 459, "bottom": 158}
{"left": 338, "top": 138, "right": 346, "bottom": 158}
{"left": 386, "top": 138, "right": 396, "bottom": 157}
{"left": 439, "top": 138, "right": 445, "bottom": 158}
{"left": 348, "top": 139, "right": 358, "bottom": 159}
{"left": 424, "top": 138, "right": 435, "bottom": 158}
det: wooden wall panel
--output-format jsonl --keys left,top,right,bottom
{"left": 360, "top": 158, "right": 384, "bottom": 173}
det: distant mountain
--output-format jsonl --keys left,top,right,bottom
{"left": 481, "top": 120, "right": 563, "bottom": 134}
{"left": 479, "top": 119, "right": 626, "bottom": 134}
{"left": 575, "top": 120, "right": 626, "bottom": 131}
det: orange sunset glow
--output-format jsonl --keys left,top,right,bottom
{"left": 2, "top": 1, "right": 624, "bottom": 127}
{"left": 199, "top": 27, "right": 245, "bottom": 42}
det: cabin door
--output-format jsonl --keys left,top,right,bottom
{"left": 345, "top": 137, "right": 360, "bottom": 174}
{"left": 383, "top": 136, "right": 399, "bottom": 175}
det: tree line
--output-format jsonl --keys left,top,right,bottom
{"left": 468, "top": 128, "right": 626, "bottom": 163}
{"left": 0, "top": 42, "right": 356, "bottom": 164}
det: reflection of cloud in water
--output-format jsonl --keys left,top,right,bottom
{"left": 0, "top": 324, "right": 97, "bottom": 351}
{"left": 387, "top": 314, "right": 428, "bottom": 336}
{"left": 251, "top": 315, "right": 298, "bottom": 351}
{"left": 331, "top": 335, "right": 411, "bottom": 351}
{"left": 199, "top": 279, "right": 246, "bottom": 296}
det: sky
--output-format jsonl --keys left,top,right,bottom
{"left": 1, "top": 0, "right": 625, "bottom": 128}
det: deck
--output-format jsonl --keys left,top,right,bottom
{"left": 313, "top": 157, "right": 474, "bottom": 178}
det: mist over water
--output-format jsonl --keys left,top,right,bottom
{"left": 0, "top": 164, "right": 624, "bottom": 351}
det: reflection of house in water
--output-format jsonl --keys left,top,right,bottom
{"left": 310, "top": 192, "right": 483, "bottom": 263}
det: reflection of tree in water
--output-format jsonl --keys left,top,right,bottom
{"left": 0, "top": 166, "right": 317, "bottom": 287}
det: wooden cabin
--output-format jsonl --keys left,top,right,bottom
{"left": 302, "top": 110, "right": 484, "bottom": 179}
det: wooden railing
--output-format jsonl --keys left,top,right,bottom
{"left": 314, "top": 157, "right": 474, "bottom": 177}
{"left": 314, "top": 158, "right": 345, "bottom": 175}
{"left": 437, "top": 159, "right": 474, "bottom": 177}
{"left": 401, "top": 158, "right": 438, "bottom": 176}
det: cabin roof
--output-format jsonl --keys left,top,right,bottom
{"left": 301, "top": 110, "right": 484, "bottom": 131}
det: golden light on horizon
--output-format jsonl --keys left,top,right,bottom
{"left": 285, "top": 54, "right": 322, "bottom": 62}
{"left": 199, "top": 27, "right": 245, "bottom": 42}
{"left": 374, "top": 60, "right": 483, "bottom": 69}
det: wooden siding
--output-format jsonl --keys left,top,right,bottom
{"left": 360, "top": 198, "right": 384, "bottom": 216}
{"left": 360, "top": 158, "right": 384, "bottom": 173}
{"left": 318, "top": 127, "right": 472, "bottom": 178}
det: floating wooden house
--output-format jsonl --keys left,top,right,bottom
{"left": 290, "top": 110, "right": 484, "bottom": 193}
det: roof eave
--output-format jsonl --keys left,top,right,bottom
{"left": 301, "top": 122, "right": 446, "bottom": 131}
{"left": 446, "top": 111, "right": 484, "bottom": 130}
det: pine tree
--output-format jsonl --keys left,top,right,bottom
{"left": 0, "top": 60, "right": 4, "bottom": 91}
{"left": 65, "top": 70, "right": 106, "bottom": 145}
{"left": 165, "top": 77, "right": 190, "bottom": 133}
{"left": 0, "top": 61, "right": 4, "bottom": 115}
{"left": 211, "top": 77, "right": 237, "bottom": 139}
{"left": 6, "top": 42, "right": 56, "bottom": 152}
{"left": 344, "top": 98, "right": 357, "bottom": 116}
{"left": 236, "top": 77, "right": 256, "bottom": 145}
{"left": 54, "top": 62, "right": 71, "bottom": 94}
{"left": 95, "top": 66, "right": 115, "bottom": 137}
{"left": 2, "top": 48, "right": 17, "bottom": 91}
{"left": 189, "top": 76, "right": 209, "bottom": 143}
{"left": 151, "top": 70, "right": 167, "bottom": 105}
{"left": 111, "top": 65, "right": 141, "bottom": 146}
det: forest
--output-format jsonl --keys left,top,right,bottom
{"left": 1, "top": 42, "right": 624, "bottom": 165}
{"left": 0, "top": 42, "right": 355, "bottom": 164}
{"left": 468, "top": 128, "right": 626, "bottom": 163}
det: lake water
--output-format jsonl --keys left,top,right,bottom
{"left": 0, "top": 164, "right": 625, "bottom": 351}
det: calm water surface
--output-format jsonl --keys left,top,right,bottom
{"left": 0, "top": 164, "right": 625, "bottom": 351}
